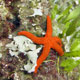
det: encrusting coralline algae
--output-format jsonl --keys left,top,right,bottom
{"left": 6, "top": 36, "right": 42, "bottom": 73}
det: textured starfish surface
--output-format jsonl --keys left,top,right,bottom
{"left": 18, "top": 15, "right": 64, "bottom": 73}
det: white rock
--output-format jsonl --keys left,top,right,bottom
{"left": 9, "top": 50, "right": 19, "bottom": 58}
{"left": 72, "top": 57, "right": 80, "bottom": 61}
{"left": 6, "top": 36, "right": 42, "bottom": 73}
{"left": 24, "top": 47, "right": 42, "bottom": 73}
{"left": 30, "top": 8, "right": 43, "bottom": 16}
{"left": 8, "top": 34, "right": 13, "bottom": 39}
{"left": 0, "top": 53, "right": 2, "bottom": 58}
{"left": 32, "top": 23, "right": 36, "bottom": 26}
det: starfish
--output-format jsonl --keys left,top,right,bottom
{"left": 18, "top": 15, "right": 64, "bottom": 73}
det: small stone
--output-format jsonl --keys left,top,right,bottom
{"left": 0, "top": 53, "right": 2, "bottom": 58}
{"left": 8, "top": 34, "right": 13, "bottom": 39}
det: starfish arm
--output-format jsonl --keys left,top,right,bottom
{"left": 18, "top": 31, "right": 44, "bottom": 44}
{"left": 45, "top": 15, "right": 53, "bottom": 37}
{"left": 53, "top": 37, "right": 62, "bottom": 47}
{"left": 34, "top": 44, "right": 50, "bottom": 73}
{"left": 51, "top": 43, "right": 64, "bottom": 56}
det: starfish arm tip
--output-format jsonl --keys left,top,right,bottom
{"left": 59, "top": 52, "right": 64, "bottom": 56}
{"left": 18, "top": 32, "right": 21, "bottom": 35}
{"left": 34, "top": 45, "right": 50, "bottom": 73}
{"left": 52, "top": 43, "right": 64, "bottom": 56}
{"left": 17, "top": 31, "right": 26, "bottom": 35}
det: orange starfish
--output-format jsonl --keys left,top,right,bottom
{"left": 18, "top": 15, "right": 64, "bottom": 73}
